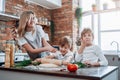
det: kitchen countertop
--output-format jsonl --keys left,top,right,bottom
{"left": 0, "top": 66, "right": 118, "bottom": 80}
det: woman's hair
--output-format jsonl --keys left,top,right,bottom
{"left": 81, "top": 28, "right": 94, "bottom": 39}
{"left": 18, "top": 11, "right": 34, "bottom": 37}
{"left": 59, "top": 36, "right": 72, "bottom": 49}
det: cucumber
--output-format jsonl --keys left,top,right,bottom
{"left": 14, "top": 60, "right": 32, "bottom": 68}
{"left": 73, "top": 62, "right": 86, "bottom": 68}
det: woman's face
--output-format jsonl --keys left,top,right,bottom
{"left": 26, "top": 14, "right": 35, "bottom": 30}
{"left": 60, "top": 44, "right": 70, "bottom": 56}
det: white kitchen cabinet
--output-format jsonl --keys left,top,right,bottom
{"left": 25, "top": 0, "right": 62, "bottom": 9}
{"left": 0, "top": 56, "right": 4, "bottom": 62}
{"left": 105, "top": 55, "right": 119, "bottom": 66}
{"left": 105, "top": 54, "right": 120, "bottom": 80}
{"left": 0, "top": 53, "right": 29, "bottom": 63}
{"left": 0, "top": 12, "right": 19, "bottom": 21}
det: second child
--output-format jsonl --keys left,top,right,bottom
{"left": 34, "top": 36, "right": 74, "bottom": 66}
{"left": 75, "top": 28, "right": 108, "bottom": 67}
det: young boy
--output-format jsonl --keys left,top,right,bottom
{"left": 75, "top": 28, "right": 108, "bottom": 67}
{"left": 34, "top": 36, "right": 74, "bottom": 66}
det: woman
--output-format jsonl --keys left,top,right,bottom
{"left": 17, "top": 11, "right": 56, "bottom": 60}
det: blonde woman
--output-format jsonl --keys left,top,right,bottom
{"left": 17, "top": 11, "right": 56, "bottom": 60}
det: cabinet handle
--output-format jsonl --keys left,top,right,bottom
{"left": 15, "top": 58, "right": 18, "bottom": 60}
{"left": 118, "top": 58, "right": 120, "bottom": 61}
{"left": 112, "top": 57, "right": 115, "bottom": 61}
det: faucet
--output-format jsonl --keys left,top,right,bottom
{"left": 111, "top": 41, "right": 119, "bottom": 53}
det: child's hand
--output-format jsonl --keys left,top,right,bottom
{"left": 80, "top": 39, "right": 86, "bottom": 47}
{"left": 34, "top": 58, "right": 42, "bottom": 62}
{"left": 32, "top": 58, "right": 41, "bottom": 65}
{"left": 90, "top": 62, "right": 100, "bottom": 67}
{"left": 62, "top": 60, "right": 69, "bottom": 65}
{"left": 83, "top": 60, "right": 91, "bottom": 67}
{"left": 78, "top": 39, "right": 86, "bottom": 54}
{"left": 83, "top": 61, "right": 100, "bottom": 67}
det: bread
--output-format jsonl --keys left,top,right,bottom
{"left": 39, "top": 63, "right": 59, "bottom": 68}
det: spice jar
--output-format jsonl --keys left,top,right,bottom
{"left": 92, "top": 4, "right": 97, "bottom": 12}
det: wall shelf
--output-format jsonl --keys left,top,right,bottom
{"left": 0, "top": 12, "right": 19, "bottom": 22}
{"left": 82, "top": 8, "right": 120, "bottom": 16}
{"left": 25, "top": 0, "right": 62, "bottom": 9}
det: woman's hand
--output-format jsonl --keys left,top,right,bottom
{"left": 50, "top": 47, "right": 57, "bottom": 53}
{"left": 44, "top": 46, "right": 57, "bottom": 53}
{"left": 42, "top": 38, "right": 57, "bottom": 52}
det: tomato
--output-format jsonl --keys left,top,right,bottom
{"left": 67, "top": 64, "right": 78, "bottom": 72}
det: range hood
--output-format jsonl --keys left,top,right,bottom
{"left": 0, "top": 12, "right": 19, "bottom": 22}
{"left": 25, "top": 0, "right": 62, "bottom": 9}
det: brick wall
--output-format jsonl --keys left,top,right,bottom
{"left": 5, "top": 0, "right": 79, "bottom": 50}
{"left": 51, "top": 0, "right": 73, "bottom": 45}
{"left": 51, "top": 0, "right": 79, "bottom": 51}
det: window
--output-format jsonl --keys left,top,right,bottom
{"left": 81, "top": 0, "right": 120, "bottom": 52}
{"left": 81, "top": 15, "right": 92, "bottom": 32}
{"left": 100, "top": 11, "right": 120, "bottom": 51}
{"left": 101, "top": 11, "right": 120, "bottom": 31}
{"left": 100, "top": 0, "right": 115, "bottom": 10}
{"left": 82, "top": 0, "right": 96, "bottom": 12}
{"left": 0, "top": 0, "right": 5, "bottom": 12}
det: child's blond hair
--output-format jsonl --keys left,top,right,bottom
{"left": 59, "top": 36, "right": 72, "bottom": 50}
{"left": 81, "top": 28, "right": 94, "bottom": 39}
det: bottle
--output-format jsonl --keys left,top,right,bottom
{"left": 5, "top": 43, "right": 11, "bottom": 68}
{"left": 103, "top": 3, "right": 108, "bottom": 10}
{"left": 9, "top": 40, "right": 15, "bottom": 67}
{"left": 5, "top": 40, "right": 15, "bottom": 68}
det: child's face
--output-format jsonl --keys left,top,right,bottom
{"left": 81, "top": 32, "right": 93, "bottom": 46}
{"left": 59, "top": 44, "right": 70, "bottom": 56}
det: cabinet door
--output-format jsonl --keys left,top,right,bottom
{"left": 15, "top": 56, "right": 24, "bottom": 62}
{"left": 105, "top": 55, "right": 119, "bottom": 66}
{"left": 105, "top": 55, "right": 120, "bottom": 80}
